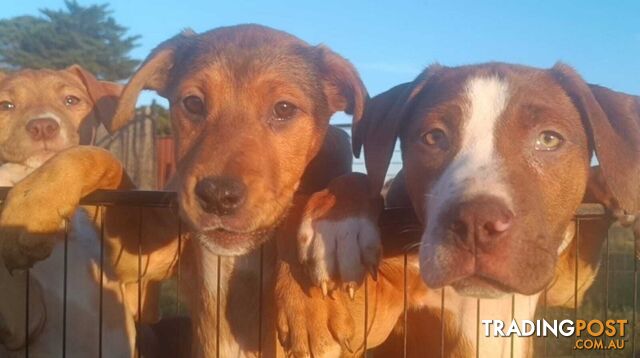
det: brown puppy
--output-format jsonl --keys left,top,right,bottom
{"left": 0, "top": 67, "right": 136, "bottom": 356}
{"left": 0, "top": 25, "right": 366, "bottom": 357}
{"left": 278, "top": 63, "right": 639, "bottom": 356}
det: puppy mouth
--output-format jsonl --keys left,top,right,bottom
{"left": 22, "top": 142, "right": 72, "bottom": 161}
{"left": 194, "top": 226, "right": 275, "bottom": 255}
{"left": 450, "top": 275, "right": 513, "bottom": 298}
{"left": 191, "top": 210, "right": 288, "bottom": 255}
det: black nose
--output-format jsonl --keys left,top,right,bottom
{"left": 26, "top": 117, "right": 60, "bottom": 141}
{"left": 194, "top": 176, "right": 247, "bottom": 215}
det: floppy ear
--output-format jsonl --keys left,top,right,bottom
{"left": 551, "top": 63, "right": 640, "bottom": 213}
{"left": 356, "top": 66, "right": 439, "bottom": 196}
{"left": 65, "top": 65, "right": 123, "bottom": 135}
{"left": 111, "top": 29, "right": 197, "bottom": 132}
{"left": 0, "top": 71, "right": 6, "bottom": 82}
{"left": 315, "top": 46, "right": 367, "bottom": 147}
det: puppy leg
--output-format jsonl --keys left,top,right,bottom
{"left": 123, "top": 280, "right": 162, "bottom": 323}
{"left": 276, "top": 196, "right": 410, "bottom": 356}
{"left": 0, "top": 146, "right": 130, "bottom": 270}
{"left": 298, "top": 173, "right": 382, "bottom": 297}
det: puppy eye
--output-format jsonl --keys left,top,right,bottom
{"left": 64, "top": 95, "right": 81, "bottom": 106}
{"left": 422, "top": 129, "right": 449, "bottom": 149}
{"left": 273, "top": 101, "right": 298, "bottom": 121}
{"left": 535, "top": 131, "right": 564, "bottom": 151}
{"left": 183, "top": 95, "right": 205, "bottom": 115}
{"left": 0, "top": 101, "right": 15, "bottom": 111}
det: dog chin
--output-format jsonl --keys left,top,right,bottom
{"left": 23, "top": 151, "right": 57, "bottom": 167}
{"left": 194, "top": 228, "right": 273, "bottom": 256}
{"left": 451, "top": 276, "right": 510, "bottom": 299}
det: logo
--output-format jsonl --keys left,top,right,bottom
{"left": 482, "top": 319, "right": 628, "bottom": 351}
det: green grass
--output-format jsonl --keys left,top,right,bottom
{"left": 535, "top": 225, "right": 638, "bottom": 357}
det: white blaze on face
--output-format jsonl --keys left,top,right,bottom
{"left": 422, "top": 76, "right": 513, "bottom": 255}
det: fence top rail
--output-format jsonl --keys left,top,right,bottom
{"left": 0, "top": 187, "right": 178, "bottom": 208}
{"left": 0, "top": 186, "right": 605, "bottom": 215}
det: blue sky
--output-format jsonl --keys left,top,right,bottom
{"left": 5, "top": 0, "right": 639, "bottom": 100}
{"left": 6, "top": 1, "right": 637, "bottom": 174}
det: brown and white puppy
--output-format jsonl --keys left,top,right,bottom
{"left": 281, "top": 62, "right": 639, "bottom": 356}
{"left": 0, "top": 67, "right": 135, "bottom": 357}
{"left": 0, "top": 25, "right": 367, "bottom": 357}
{"left": 362, "top": 63, "right": 638, "bottom": 297}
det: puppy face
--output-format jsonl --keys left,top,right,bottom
{"left": 399, "top": 64, "right": 591, "bottom": 296}
{"left": 113, "top": 25, "right": 365, "bottom": 255}
{"left": 0, "top": 67, "right": 121, "bottom": 166}
{"left": 174, "top": 46, "right": 335, "bottom": 256}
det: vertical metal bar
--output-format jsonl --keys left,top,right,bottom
{"left": 99, "top": 206, "right": 105, "bottom": 358}
{"left": 633, "top": 223, "right": 638, "bottom": 356}
{"left": 440, "top": 288, "right": 445, "bottom": 358}
{"left": 510, "top": 294, "right": 515, "bottom": 358}
{"left": 573, "top": 219, "right": 580, "bottom": 357}
{"left": 216, "top": 255, "right": 221, "bottom": 358}
{"left": 25, "top": 269, "right": 30, "bottom": 358}
{"left": 257, "top": 245, "right": 264, "bottom": 357}
{"left": 604, "top": 229, "right": 610, "bottom": 358}
{"left": 176, "top": 219, "right": 182, "bottom": 354}
{"left": 542, "top": 288, "right": 547, "bottom": 358}
{"left": 363, "top": 276, "right": 369, "bottom": 356}
{"left": 136, "top": 207, "right": 143, "bottom": 358}
{"left": 62, "top": 220, "right": 69, "bottom": 358}
{"left": 176, "top": 220, "right": 182, "bottom": 314}
{"left": 402, "top": 253, "right": 408, "bottom": 358}
{"left": 475, "top": 298, "right": 480, "bottom": 358}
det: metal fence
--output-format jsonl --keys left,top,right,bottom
{"left": 0, "top": 188, "right": 637, "bottom": 357}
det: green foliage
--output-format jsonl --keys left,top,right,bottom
{"left": 132, "top": 101, "right": 172, "bottom": 136}
{"left": 148, "top": 100, "right": 172, "bottom": 136}
{"left": 0, "top": 1, "right": 140, "bottom": 80}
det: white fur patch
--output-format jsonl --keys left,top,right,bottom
{"left": 434, "top": 287, "right": 540, "bottom": 357}
{"left": 0, "top": 162, "right": 34, "bottom": 185}
{"left": 298, "top": 216, "right": 381, "bottom": 283}
{"left": 557, "top": 223, "right": 576, "bottom": 254}
{"left": 32, "top": 112, "right": 61, "bottom": 125}
{"left": 424, "top": 76, "right": 513, "bottom": 240}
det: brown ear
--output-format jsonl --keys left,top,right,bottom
{"left": 315, "top": 45, "right": 367, "bottom": 148}
{"left": 356, "top": 66, "right": 439, "bottom": 196}
{"left": 551, "top": 63, "right": 640, "bottom": 213}
{"left": 0, "top": 71, "right": 6, "bottom": 82}
{"left": 111, "top": 29, "right": 197, "bottom": 132}
{"left": 583, "top": 166, "right": 619, "bottom": 208}
{"left": 65, "top": 65, "right": 123, "bottom": 134}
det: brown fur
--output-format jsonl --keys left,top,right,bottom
{"left": 0, "top": 66, "right": 131, "bottom": 353}
{"left": 0, "top": 24, "right": 366, "bottom": 357}
{"left": 279, "top": 63, "right": 639, "bottom": 357}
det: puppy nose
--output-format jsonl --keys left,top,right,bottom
{"left": 26, "top": 118, "right": 60, "bottom": 141}
{"left": 449, "top": 196, "right": 514, "bottom": 248}
{"left": 194, "top": 176, "right": 247, "bottom": 215}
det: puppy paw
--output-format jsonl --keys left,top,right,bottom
{"left": 0, "top": 147, "right": 124, "bottom": 271}
{"left": 1, "top": 231, "right": 60, "bottom": 271}
{"left": 1, "top": 164, "right": 80, "bottom": 270}
{"left": 297, "top": 173, "right": 382, "bottom": 297}
{"left": 0, "top": 184, "right": 69, "bottom": 270}
{"left": 275, "top": 260, "right": 356, "bottom": 358}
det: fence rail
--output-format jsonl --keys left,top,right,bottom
{"left": 0, "top": 188, "right": 636, "bottom": 357}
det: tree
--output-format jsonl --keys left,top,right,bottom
{"left": 0, "top": 1, "right": 140, "bottom": 80}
